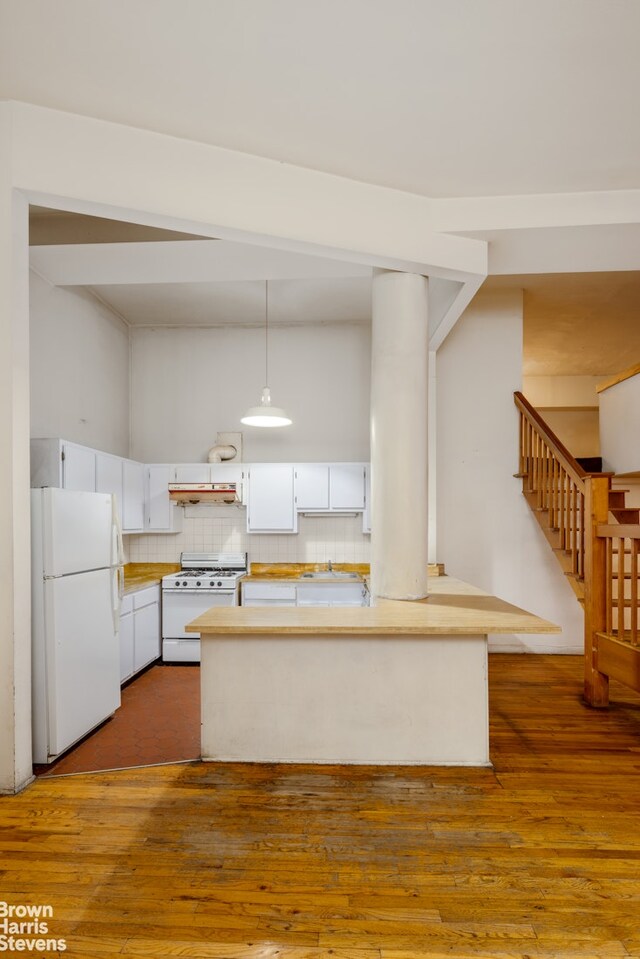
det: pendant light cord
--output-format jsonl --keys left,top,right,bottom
{"left": 264, "top": 279, "right": 269, "bottom": 388}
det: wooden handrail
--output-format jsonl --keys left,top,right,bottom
{"left": 514, "top": 391, "right": 612, "bottom": 486}
{"left": 514, "top": 393, "right": 640, "bottom": 705}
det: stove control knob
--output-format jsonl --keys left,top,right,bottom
{"left": 217, "top": 580, "right": 222, "bottom": 587}
{"left": 196, "top": 581, "right": 201, "bottom": 587}
{"left": 182, "top": 580, "right": 187, "bottom": 587}
{"left": 209, "top": 581, "right": 215, "bottom": 587}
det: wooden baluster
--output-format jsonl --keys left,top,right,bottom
{"left": 583, "top": 476, "right": 610, "bottom": 707}
{"left": 559, "top": 467, "right": 566, "bottom": 548}
{"left": 571, "top": 482, "right": 578, "bottom": 575}
{"left": 531, "top": 429, "right": 537, "bottom": 496}
{"left": 617, "top": 537, "right": 625, "bottom": 640}
{"left": 606, "top": 537, "right": 613, "bottom": 634}
{"left": 544, "top": 443, "right": 550, "bottom": 513}
{"left": 578, "top": 492, "right": 585, "bottom": 580}
{"left": 566, "top": 477, "right": 572, "bottom": 559}
{"left": 631, "top": 538, "right": 638, "bottom": 646}
{"left": 518, "top": 411, "right": 524, "bottom": 476}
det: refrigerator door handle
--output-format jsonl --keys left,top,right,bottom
{"left": 111, "top": 493, "right": 125, "bottom": 569}
{"left": 111, "top": 567, "right": 120, "bottom": 637}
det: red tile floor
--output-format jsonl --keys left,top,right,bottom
{"left": 34, "top": 664, "right": 201, "bottom": 777}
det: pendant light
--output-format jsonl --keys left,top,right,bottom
{"left": 241, "top": 280, "right": 292, "bottom": 427}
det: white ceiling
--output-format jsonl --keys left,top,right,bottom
{"left": 3, "top": 0, "right": 640, "bottom": 199}
{"left": 17, "top": 0, "right": 640, "bottom": 379}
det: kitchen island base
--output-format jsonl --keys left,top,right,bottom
{"left": 190, "top": 577, "right": 560, "bottom": 767}
{"left": 201, "top": 632, "right": 489, "bottom": 765}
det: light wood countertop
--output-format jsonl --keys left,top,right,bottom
{"left": 123, "top": 563, "right": 180, "bottom": 594}
{"left": 187, "top": 575, "right": 560, "bottom": 636}
{"left": 242, "top": 562, "right": 444, "bottom": 584}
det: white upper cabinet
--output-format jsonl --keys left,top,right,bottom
{"left": 174, "top": 464, "right": 211, "bottom": 483}
{"left": 145, "top": 464, "right": 183, "bottom": 533}
{"left": 122, "top": 459, "right": 145, "bottom": 532}
{"left": 95, "top": 452, "right": 124, "bottom": 526}
{"left": 210, "top": 462, "right": 244, "bottom": 484}
{"left": 362, "top": 465, "right": 372, "bottom": 533}
{"left": 329, "top": 464, "right": 365, "bottom": 510}
{"left": 294, "top": 465, "right": 330, "bottom": 510}
{"left": 247, "top": 464, "right": 297, "bottom": 533}
{"left": 211, "top": 462, "right": 246, "bottom": 504}
{"left": 293, "top": 463, "right": 366, "bottom": 513}
{"left": 62, "top": 443, "right": 96, "bottom": 492}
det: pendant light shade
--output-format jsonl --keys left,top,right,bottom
{"left": 241, "top": 281, "right": 292, "bottom": 428}
{"left": 241, "top": 387, "right": 292, "bottom": 427}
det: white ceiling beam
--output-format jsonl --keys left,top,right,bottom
{"left": 431, "top": 189, "right": 640, "bottom": 234}
{"left": 429, "top": 274, "right": 486, "bottom": 352}
{"left": 29, "top": 239, "right": 373, "bottom": 287}
{"left": 486, "top": 224, "right": 640, "bottom": 276}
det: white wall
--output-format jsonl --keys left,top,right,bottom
{"left": 130, "top": 323, "right": 371, "bottom": 463}
{"left": 437, "top": 290, "right": 584, "bottom": 653}
{"left": 599, "top": 372, "right": 640, "bottom": 474}
{"left": 29, "top": 272, "right": 130, "bottom": 456}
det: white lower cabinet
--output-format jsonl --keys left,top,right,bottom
{"left": 119, "top": 585, "right": 161, "bottom": 683}
{"left": 242, "top": 581, "right": 368, "bottom": 607}
{"left": 296, "top": 583, "right": 368, "bottom": 607}
{"left": 119, "top": 597, "right": 135, "bottom": 683}
{"left": 242, "top": 583, "right": 297, "bottom": 607}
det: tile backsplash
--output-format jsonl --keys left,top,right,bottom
{"left": 125, "top": 506, "right": 371, "bottom": 565}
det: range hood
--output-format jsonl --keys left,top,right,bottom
{"left": 168, "top": 483, "right": 241, "bottom": 505}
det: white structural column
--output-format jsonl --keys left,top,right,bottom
{"left": 0, "top": 106, "right": 33, "bottom": 794}
{"left": 370, "top": 269, "right": 429, "bottom": 599}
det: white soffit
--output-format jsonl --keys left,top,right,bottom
{"left": 29, "top": 239, "right": 372, "bottom": 287}
{"left": 90, "top": 277, "right": 373, "bottom": 328}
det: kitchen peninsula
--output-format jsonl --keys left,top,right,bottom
{"left": 187, "top": 576, "right": 559, "bottom": 766}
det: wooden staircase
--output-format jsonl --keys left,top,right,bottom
{"left": 514, "top": 392, "right": 640, "bottom": 706}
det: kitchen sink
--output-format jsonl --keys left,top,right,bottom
{"left": 301, "top": 571, "right": 361, "bottom": 580}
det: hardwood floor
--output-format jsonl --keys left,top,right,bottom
{"left": 2, "top": 654, "right": 640, "bottom": 958}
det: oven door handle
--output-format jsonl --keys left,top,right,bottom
{"left": 163, "top": 588, "right": 236, "bottom": 595}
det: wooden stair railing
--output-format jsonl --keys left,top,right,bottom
{"left": 514, "top": 392, "right": 640, "bottom": 706}
{"left": 590, "top": 524, "right": 640, "bottom": 703}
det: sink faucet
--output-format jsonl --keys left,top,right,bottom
{"left": 327, "top": 559, "right": 333, "bottom": 572}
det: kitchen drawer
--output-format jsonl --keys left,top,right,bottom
{"left": 133, "top": 584, "right": 160, "bottom": 609}
{"left": 242, "top": 599, "right": 297, "bottom": 607}
{"left": 242, "top": 583, "right": 297, "bottom": 603}
{"left": 120, "top": 593, "right": 134, "bottom": 615}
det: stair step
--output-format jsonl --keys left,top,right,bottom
{"left": 608, "top": 491, "right": 628, "bottom": 508}
{"left": 610, "top": 508, "right": 640, "bottom": 523}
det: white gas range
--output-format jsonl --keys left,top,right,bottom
{"left": 162, "top": 552, "right": 248, "bottom": 663}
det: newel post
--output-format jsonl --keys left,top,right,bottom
{"left": 583, "top": 476, "right": 610, "bottom": 706}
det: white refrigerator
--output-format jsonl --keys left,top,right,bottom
{"left": 31, "top": 487, "right": 123, "bottom": 764}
